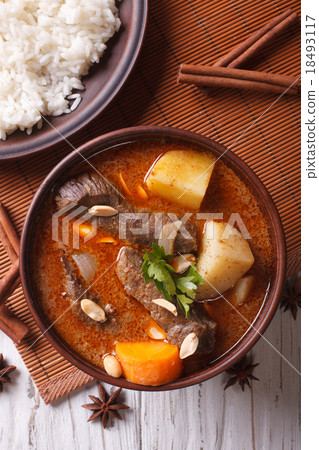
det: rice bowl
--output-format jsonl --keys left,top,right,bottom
{"left": 0, "top": 0, "right": 121, "bottom": 140}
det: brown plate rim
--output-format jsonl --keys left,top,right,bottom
{"left": 0, "top": 0, "right": 148, "bottom": 160}
{"left": 20, "top": 125, "right": 286, "bottom": 391}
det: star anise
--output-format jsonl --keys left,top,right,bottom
{"left": 280, "top": 275, "right": 301, "bottom": 320}
{"left": 224, "top": 356, "right": 259, "bottom": 391}
{"left": 82, "top": 384, "right": 129, "bottom": 428}
{"left": 0, "top": 353, "right": 16, "bottom": 393}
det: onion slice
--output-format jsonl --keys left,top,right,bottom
{"left": 170, "top": 254, "right": 196, "bottom": 273}
{"left": 72, "top": 253, "right": 96, "bottom": 283}
{"left": 158, "top": 220, "right": 182, "bottom": 255}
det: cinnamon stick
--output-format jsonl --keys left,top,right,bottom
{"left": 0, "top": 222, "right": 17, "bottom": 263}
{"left": 0, "top": 305, "right": 29, "bottom": 345}
{"left": 0, "top": 259, "right": 20, "bottom": 306}
{"left": 178, "top": 10, "right": 299, "bottom": 96}
{"left": 0, "top": 201, "right": 30, "bottom": 344}
{"left": 178, "top": 72, "right": 298, "bottom": 95}
{"left": 214, "top": 9, "right": 298, "bottom": 68}
{"left": 0, "top": 202, "right": 20, "bottom": 257}
{"left": 180, "top": 64, "right": 299, "bottom": 89}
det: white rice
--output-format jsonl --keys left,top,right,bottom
{"left": 0, "top": 0, "right": 121, "bottom": 140}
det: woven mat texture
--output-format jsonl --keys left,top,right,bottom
{"left": 0, "top": 0, "right": 300, "bottom": 403}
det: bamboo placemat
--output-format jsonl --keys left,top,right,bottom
{"left": 0, "top": 0, "right": 300, "bottom": 403}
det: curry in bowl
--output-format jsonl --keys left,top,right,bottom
{"left": 29, "top": 136, "right": 274, "bottom": 387}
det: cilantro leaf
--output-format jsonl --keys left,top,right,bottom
{"left": 154, "top": 279, "right": 172, "bottom": 301}
{"left": 142, "top": 244, "right": 175, "bottom": 300}
{"left": 143, "top": 243, "right": 173, "bottom": 262}
{"left": 174, "top": 265, "right": 204, "bottom": 317}
{"left": 176, "top": 294, "right": 194, "bottom": 319}
{"left": 174, "top": 264, "right": 203, "bottom": 298}
{"left": 142, "top": 245, "right": 204, "bottom": 318}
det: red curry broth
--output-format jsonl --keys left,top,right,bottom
{"left": 32, "top": 140, "right": 273, "bottom": 372}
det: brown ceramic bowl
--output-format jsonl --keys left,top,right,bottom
{"left": 20, "top": 126, "right": 286, "bottom": 391}
{"left": 0, "top": 0, "right": 147, "bottom": 160}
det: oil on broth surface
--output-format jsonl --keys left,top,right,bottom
{"left": 32, "top": 140, "right": 273, "bottom": 371}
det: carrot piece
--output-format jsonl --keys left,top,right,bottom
{"left": 136, "top": 184, "right": 149, "bottom": 200}
{"left": 145, "top": 319, "right": 166, "bottom": 340}
{"left": 76, "top": 223, "right": 93, "bottom": 238}
{"left": 119, "top": 172, "right": 133, "bottom": 197}
{"left": 116, "top": 341, "right": 182, "bottom": 386}
{"left": 98, "top": 236, "right": 119, "bottom": 245}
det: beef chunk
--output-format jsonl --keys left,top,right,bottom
{"left": 61, "top": 255, "right": 87, "bottom": 301}
{"left": 61, "top": 253, "right": 99, "bottom": 305}
{"left": 116, "top": 246, "right": 216, "bottom": 354}
{"left": 56, "top": 173, "right": 132, "bottom": 212}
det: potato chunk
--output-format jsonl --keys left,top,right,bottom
{"left": 196, "top": 221, "right": 254, "bottom": 300}
{"left": 146, "top": 150, "right": 216, "bottom": 210}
